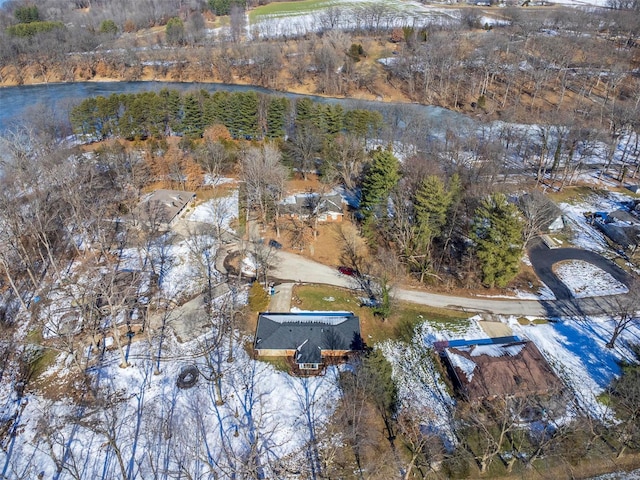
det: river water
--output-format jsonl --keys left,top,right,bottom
{"left": 0, "top": 81, "right": 470, "bottom": 134}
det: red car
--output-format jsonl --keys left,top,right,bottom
{"left": 338, "top": 266, "right": 357, "bottom": 276}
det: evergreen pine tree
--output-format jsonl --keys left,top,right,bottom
{"left": 237, "top": 91, "right": 258, "bottom": 138}
{"left": 360, "top": 149, "right": 400, "bottom": 220}
{"left": 471, "top": 193, "right": 524, "bottom": 288}
{"left": 181, "top": 93, "right": 204, "bottom": 137}
{"left": 324, "top": 104, "right": 344, "bottom": 135}
{"left": 295, "top": 98, "right": 314, "bottom": 126}
{"left": 415, "top": 175, "right": 450, "bottom": 244}
{"left": 266, "top": 97, "right": 289, "bottom": 138}
{"left": 209, "top": 91, "right": 230, "bottom": 128}
{"left": 412, "top": 175, "right": 452, "bottom": 281}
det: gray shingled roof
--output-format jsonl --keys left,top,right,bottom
{"left": 282, "top": 193, "right": 344, "bottom": 217}
{"left": 133, "top": 189, "right": 195, "bottom": 226}
{"left": 254, "top": 312, "right": 362, "bottom": 364}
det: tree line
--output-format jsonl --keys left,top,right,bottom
{"left": 70, "top": 89, "right": 383, "bottom": 141}
{"left": 1, "top": 0, "right": 638, "bottom": 130}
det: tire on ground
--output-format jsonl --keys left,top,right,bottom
{"left": 176, "top": 365, "right": 199, "bottom": 389}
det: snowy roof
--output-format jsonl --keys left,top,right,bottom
{"left": 255, "top": 312, "right": 362, "bottom": 364}
{"left": 133, "top": 189, "right": 195, "bottom": 226}
{"left": 443, "top": 339, "right": 564, "bottom": 401}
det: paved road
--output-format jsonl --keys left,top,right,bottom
{"left": 269, "top": 250, "right": 633, "bottom": 318}
{"left": 209, "top": 219, "right": 636, "bottom": 317}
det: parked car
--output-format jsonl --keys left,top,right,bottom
{"left": 338, "top": 266, "right": 357, "bottom": 276}
{"left": 268, "top": 239, "right": 283, "bottom": 249}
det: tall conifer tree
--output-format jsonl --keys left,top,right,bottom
{"left": 471, "top": 193, "right": 524, "bottom": 288}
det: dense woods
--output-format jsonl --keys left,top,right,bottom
{"left": 69, "top": 89, "right": 382, "bottom": 141}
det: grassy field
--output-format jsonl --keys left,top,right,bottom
{"left": 249, "top": 0, "right": 333, "bottom": 20}
{"left": 292, "top": 284, "right": 467, "bottom": 345}
{"left": 546, "top": 185, "right": 603, "bottom": 204}
{"left": 249, "top": 0, "right": 415, "bottom": 21}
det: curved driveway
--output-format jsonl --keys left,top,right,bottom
{"left": 528, "top": 241, "right": 633, "bottom": 301}
{"left": 271, "top": 250, "right": 636, "bottom": 318}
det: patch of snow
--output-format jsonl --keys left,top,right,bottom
{"left": 189, "top": 190, "right": 239, "bottom": 231}
{"left": 507, "top": 315, "right": 640, "bottom": 421}
{"left": 554, "top": 260, "right": 629, "bottom": 298}
{"left": 380, "top": 321, "right": 457, "bottom": 443}
{"left": 463, "top": 343, "right": 525, "bottom": 358}
{"left": 241, "top": 255, "right": 257, "bottom": 276}
{"left": 2, "top": 327, "right": 340, "bottom": 478}
{"left": 447, "top": 350, "right": 477, "bottom": 381}
{"left": 203, "top": 175, "right": 236, "bottom": 187}
{"left": 559, "top": 192, "right": 636, "bottom": 253}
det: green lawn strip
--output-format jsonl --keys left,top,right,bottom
{"left": 259, "top": 355, "right": 290, "bottom": 372}
{"left": 546, "top": 185, "right": 599, "bottom": 204}
{"left": 249, "top": 0, "right": 410, "bottom": 21}
{"left": 24, "top": 329, "right": 59, "bottom": 382}
{"left": 292, "top": 284, "right": 467, "bottom": 344}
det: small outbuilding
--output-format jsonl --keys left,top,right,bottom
{"left": 254, "top": 312, "right": 362, "bottom": 373}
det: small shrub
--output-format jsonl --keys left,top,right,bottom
{"left": 7, "top": 21, "right": 64, "bottom": 37}
{"left": 123, "top": 19, "right": 136, "bottom": 33}
{"left": 347, "top": 43, "right": 366, "bottom": 62}
{"left": 14, "top": 5, "right": 40, "bottom": 23}
{"left": 99, "top": 19, "right": 118, "bottom": 35}
{"left": 166, "top": 17, "right": 185, "bottom": 45}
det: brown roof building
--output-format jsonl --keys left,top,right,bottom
{"left": 440, "top": 338, "right": 564, "bottom": 402}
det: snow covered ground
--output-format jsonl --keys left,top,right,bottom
{"left": 0, "top": 332, "right": 340, "bottom": 479}
{"left": 379, "top": 316, "right": 486, "bottom": 443}
{"left": 118, "top": 233, "right": 221, "bottom": 301}
{"left": 391, "top": 311, "right": 640, "bottom": 427}
{"left": 241, "top": 0, "right": 614, "bottom": 40}
{"left": 508, "top": 315, "right": 640, "bottom": 421}
{"left": 248, "top": 0, "right": 459, "bottom": 39}
{"left": 553, "top": 260, "right": 629, "bottom": 298}
{"left": 189, "top": 190, "right": 239, "bottom": 230}
{"left": 558, "top": 191, "right": 634, "bottom": 254}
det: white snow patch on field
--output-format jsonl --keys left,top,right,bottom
{"left": 559, "top": 191, "right": 634, "bottom": 253}
{"left": 203, "top": 175, "right": 236, "bottom": 187}
{"left": 1, "top": 331, "right": 340, "bottom": 478}
{"left": 379, "top": 321, "right": 456, "bottom": 442}
{"left": 554, "top": 260, "right": 629, "bottom": 298}
{"left": 189, "top": 190, "right": 238, "bottom": 230}
{"left": 514, "top": 284, "right": 557, "bottom": 300}
{"left": 119, "top": 234, "right": 220, "bottom": 300}
{"left": 508, "top": 316, "right": 640, "bottom": 421}
{"left": 249, "top": 0, "right": 458, "bottom": 39}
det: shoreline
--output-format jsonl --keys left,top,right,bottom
{"left": 0, "top": 77, "right": 409, "bottom": 106}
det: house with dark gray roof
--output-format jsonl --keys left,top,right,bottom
{"left": 281, "top": 192, "right": 345, "bottom": 223}
{"left": 254, "top": 312, "right": 362, "bottom": 372}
